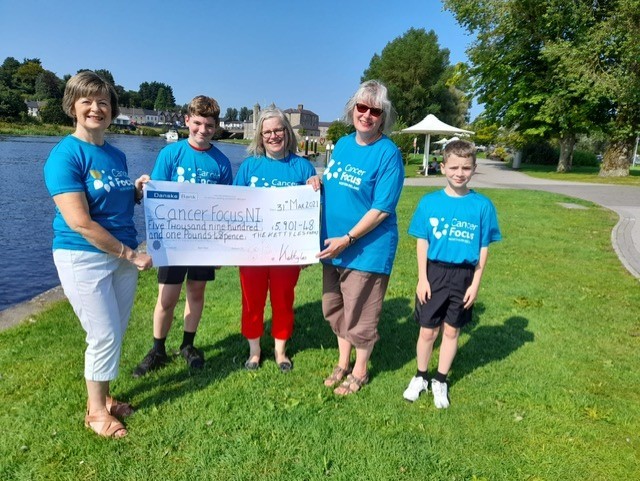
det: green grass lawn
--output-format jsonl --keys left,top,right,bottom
{"left": 1, "top": 188, "right": 639, "bottom": 480}
{"left": 515, "top": 164, "right": 640, "bottom": 186}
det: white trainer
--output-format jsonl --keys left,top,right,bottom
{"left": 403, "top": 376, "right": 429, "bottom": 402}
{"left": 431, "top": 380, "right": 450, "bottom": 409}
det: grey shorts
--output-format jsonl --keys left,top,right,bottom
{"left": 322, "top": 264, "right": 389, "bottom": 349}
{"left": 414, "top": 260, "right": 475, "bottom": 329}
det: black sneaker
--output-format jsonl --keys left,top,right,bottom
{"left": 180, "top": 345, "right": 204, "bottom": 369}
{"left": 132, "top": 347, "right": 169, "bottom": 378}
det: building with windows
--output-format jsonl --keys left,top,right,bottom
{"left": 244, "top": 103, "right": 323, "bottom": 141}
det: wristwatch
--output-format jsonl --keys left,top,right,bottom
{"left": 346, "top": 233, "right": 357, "bottom": 245}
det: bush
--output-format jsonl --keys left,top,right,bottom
{"left": 488, "top": 146, "right": 509, "bottom": 161}
{"left": 572, "top": 150, "right": 598, "bottom": 167}
{"left": 520, "top": 141, "right": 598, "bottom": 167}
{"left": 521, "top": 142, "right": 557, "bottom": 165}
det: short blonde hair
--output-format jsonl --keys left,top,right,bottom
{"left": 62, "top": 71, "right": 119, "bottom": 120}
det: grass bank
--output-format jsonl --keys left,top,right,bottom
{"left": 0, "top": 121, "right": 73, "bottom": 136}
{"left": 1, "top": 187, "right": 639, "bottom": 480}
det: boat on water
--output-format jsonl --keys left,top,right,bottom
{"left": 160, "top": 129, "right": 179, "bottom": 142}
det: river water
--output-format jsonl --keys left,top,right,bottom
{"left": 0, "top": 135, "right": 254, "bottom": 311}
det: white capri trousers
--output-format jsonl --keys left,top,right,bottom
{"left": 53, "top": 249, "right": 138, "bottom": 381}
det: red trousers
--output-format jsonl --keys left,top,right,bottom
{"left": 239, "top": 265, "right": 301, "bottom": 340}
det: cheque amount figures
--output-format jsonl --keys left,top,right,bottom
{"left": 272, "top": 219, "right": 315, "bottom": 232}
{"left": 275, "top": 197, "right": 319, "bottom": 212}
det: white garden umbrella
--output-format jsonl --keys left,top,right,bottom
{"left": 401, "top": 114, "right": 474, "bottom": 176}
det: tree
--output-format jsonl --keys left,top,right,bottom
{"left": 443, "top": 0, "right": 617, "bottom": 173}
{"left": 15, "top": 60, "right": 45, "bottom": 95}
{"left": 224, "top": 107, "right": 238, "bottom": 121}
{"left": 154, "top": 87, "right": 173, "bottom": 111}
{"left": 0, "top": 85, "right": 26, "bottom": 119}
{"left": 34, "top": 70, "right": 62, "bottom": 100}
{"left": 94, "top": 69, "right": 115, "bottom": 86}
{"left": 139, "top": 81, "right": 175, "bottom": 109}
{"left": 584, "top": 0, "right": 640, "bottom": 177}
{"left": 361, "top": 28, "right": 470, "bottom": 126}
{"left": 0, "top": 57, "right": 21, "bottom": 89}
{"left": 239, "top": 106, "right": 251, "bottom": 122}
{"left": 326, "top": 121, "right": 355, "bottom": 144}
{"left": 39, "top": 98, "right": 72, "bottom": 125}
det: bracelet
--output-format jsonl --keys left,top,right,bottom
{"left": 118, "top": 242, "right": 125, "bottom": 259}
{"left": 346, "top": 233, "right": 357, "bottom": 246}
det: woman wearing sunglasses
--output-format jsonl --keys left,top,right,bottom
{"left": 314, "top": 80, "right": 404, "bottom": 395}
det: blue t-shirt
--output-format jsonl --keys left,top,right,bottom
{"left": 44, "top": 135, "right": 139, "bottom": 252}
{"left": 408, "top": 189, "right": 502, "bottom": 265}
{"left": 233, "top": 153, "right": 316, "bottom": 188}
{"left": 320, "top": 133, "right": 404, "bottom": 275}
{"left": 151, "top": 139, "right": 233, "bottom": 185}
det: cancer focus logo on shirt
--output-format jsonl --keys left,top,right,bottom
{"left": 429, "top": 217, "right": 477, "bottom": 243}
{"left": 89, "top": 169, "right": 132, "bottom": 193}
{"left": 324, "top": 158, "right": 365, "bottom": 190}
{"left": 247, "top": 176, "right": 298, "bottom": 188}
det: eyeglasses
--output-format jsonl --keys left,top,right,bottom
{"left": 355, "top": 103, "right": 383, "bottom": 117}
{"left": 261, "top": 127, "right": 286, "bottom": 138}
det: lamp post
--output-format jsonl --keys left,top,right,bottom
{"left": 304, "top": 136, "right": 309, "bottom": 156}
{"left": 325, "top": 142, "right": 333, "bottom": 166}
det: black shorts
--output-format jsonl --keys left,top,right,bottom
{"left": 414, "top": 260, "right": 475, "bottom": 329}
{"left": 157, "top": 266, "right": 216, "bottom": 285}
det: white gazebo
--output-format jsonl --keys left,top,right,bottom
{"left": 401, "top": 114, "right": 474, "bottom": 176}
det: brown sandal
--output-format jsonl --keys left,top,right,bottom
{"left": 334, "top": 373, "right": 369, "bottom": 396}
{"left": 324, "top": 365, "right": 351, "bottom": 387}
{"left": 106, "top": 397, "right": 134, "bottom": 419}
{"left": 84, "top": 412, "right": 127, "bottom": 438}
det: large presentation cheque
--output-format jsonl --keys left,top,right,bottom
{"left": 143, "top": 181, "right": 320, "bottom": 266}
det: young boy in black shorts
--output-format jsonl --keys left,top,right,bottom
{"left": 403, "top": 140, "right": 501, "bottom": 408}
{"left": 132, "top": 96, "right": 232, "bottom": 377}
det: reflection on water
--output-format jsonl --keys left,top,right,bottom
{"left": 0, "top": 134, "right": 249, "bottom": 311}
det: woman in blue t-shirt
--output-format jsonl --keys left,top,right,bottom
{"left": 314, "top": 80, "right": 404, "bottom": 395}
{"left": 43, "top": 71, "right": 152, "bottom": 438}
{"left": 234, "top": 107, "right": 317, "bottom": 372}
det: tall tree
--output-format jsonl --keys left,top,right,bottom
{"left": 361, "top": 28, "right": 470, "bottom": 126}
{"left": 139, "top": 81, "right": 175, "bottom": 110}
{"left": 585, "top": 0, "right": 640, "bottom": 176}
{"left": 15, "top": 59, "right": 45, "bottom": 95}
{"left": 224, "top": 107, "right": 238, "bottom": 121}
{"left": 154, "top": 87, "right": 173, "bottom": 111}
{"left": 0, "top": 57, "right": 21, "bottom": 89}
{"left": 34, "top": 70, "right": 62, "bottom": 100}
{"left": 444, "top": 0, "right": 622, "bottom": 173}
{"left": 93, "top": 69, "right": 115, "bottom": 86}
{"left": 239, "top": 106, "right": 251, "bottom": 122}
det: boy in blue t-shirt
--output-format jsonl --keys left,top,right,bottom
{"left": 404, "top": 140, "right": 501, "bottom": 408}
{"left": 133, "top": 95, "right": 232, "bottom": 377}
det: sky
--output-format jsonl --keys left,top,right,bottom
{"left": 0, "top": 0, "right": 478, "bottom": 122}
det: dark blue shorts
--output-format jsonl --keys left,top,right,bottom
{"left": 157, "top": 266, "right": 216, "bottom": 284}
{"left": 414, "top": 260, "right": 475, "bottom": 329}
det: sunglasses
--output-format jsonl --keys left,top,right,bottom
{"left": 355, "top": 103, "right": 383, "bottom": 117}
